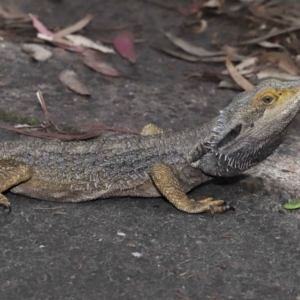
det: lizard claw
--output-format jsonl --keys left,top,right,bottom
{"left": 5, "top": 205, "right": 11, "bottom": 214}
{"left": 0, "top": 194, "right": 11, "bottom": 214}
{"left": 209, "top": 203, "right": 232, "bottom": 215}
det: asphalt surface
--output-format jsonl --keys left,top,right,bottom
{"left": 1, "top": 1, "right": 300, "bottom": 299}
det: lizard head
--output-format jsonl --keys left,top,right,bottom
{"left": 187, "top": 79, "right": 300, "bottom": 177}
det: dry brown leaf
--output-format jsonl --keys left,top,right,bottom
{"left": 30, "top": 14, "right": 85, "bottom": 52}
{"left": 164, "top": 32, "right": 224, "bottom": 57}
{"left": 152, "top": 46, "right": 200, "bottom": 62}
{"left": 235, "top": 57, "right": 258, "bottom": 71}
{"left": 82, "top": 52, "right": 120, "bottom": 77}
{"left": 179, "top": 0, "right": 203, "bottom": 15}
{"left": 295, "top": 55, "right": 300, "bottom": 65}
{"left": 203, "top": 0, "right": 224, "bottom": 10}
{"left": 0, "top": 4, "right": 28, "bottom": 19}
{"left": 247, "top": 4, "right": 266, "bottom": 18}
{"left": 221, "top": 45, "right": 238, "bottom": 55}
{"left": 65, "top": 34, "right": 115, "bottom": 53}
{"left": 256, "top": 68, "right": 300, "bottom": 81}
{"left": 180, "top": 19, "right": 207, "bottom": 34}
{"left": 239, "top": 24, "right": 300, "bottom": 45}
{"left": 222, "top": 56, "right": 257, "bottom": 77}
{"left": 22, "top": 44, "right": 52, "bottom": 61}
{"left": 59, "top": 70, "right": 90, "bottom": 95}
{"left": 258, "top": 41, "right": 284, "bottom": 49}
{"left": 153, "top": 45, "right": 243, "bottom": 63}
{"left": 218, "top": 80, "right": 240, "bottom": 90}
{"left": 55, "top": 14, "right": 93, "bottom": 38}
{"left": 225, "top": 56, "right": 254, "bottom": 91}
{"left": 261, "top": 52, "right": 299, "bottom": 75}
{"left": 37, "top": 33, "right": 85, "bottom": 52}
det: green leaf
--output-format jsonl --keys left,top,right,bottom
{"left": 284, "top": 200, "right": 300, "bottom": 210}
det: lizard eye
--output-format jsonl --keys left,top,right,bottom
{"left": 262, "top": 95, "right": 274, "bottom": 104}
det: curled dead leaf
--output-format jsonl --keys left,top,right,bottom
{"left": 82, "top": 52, "right": 121, "bottom": 77}
{"left": 180, "top": 19, "right": 207, "bottom": 34}
{"left": 22, "top": 44, "right": 52, "bottom": 61}
{"left": 258, "top": 41, "right": 284, "bottom": 50}
{"left": 203, "top": 0, "right": 224, "bottom": 10}
{"left": 65, "top": 34, "right": 115, "bottom": 54}
{"left": 59, "top": 70, "right": 90, "bottom": 95}
{"left": 256, "top": 68, "right": 300, "bottom": 81}
{"left": 261, "top": 52, "right": 299, "bottom": 75}
{"left": 225, "top": 56, "right": 254, "bottom": 91}
{"left": 164, "top": 31, "right": 224, "bottom": 57}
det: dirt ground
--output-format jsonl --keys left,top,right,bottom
{"left": 1, "top": 1, "right": 300, "bottom": 299}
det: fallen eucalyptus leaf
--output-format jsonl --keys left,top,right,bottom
{"left": 0, "top": 3, "right": 28, "bottom": 19}
{"left": 180, "top": 19, "right": 207, "bottom": 34}
{"left": 113, "top": 31, "right": 136, "bottom": 63}
{"left": 239, "top": 24, "right": 300, "bottom": 45}
{"left": 225, "top": 56, "right": 254, "bottom": 91}
{"left": 66, "top": 34, "right": 115, "bottom": 54}
{"left": 262, "top": 52, "right": 299, "bottom": 75}
{"left": 258, "top": 41, "right": 284, "bottom": 49}
{"left": 83, "top": 52, "right": 120, "bottom": 77}
{"left": 152, "top": 46, "right": 200, "bottom": 62}
{"left": 22, "top": 43, "right": 52, "bottom": 61}
{"left": 30, "top": 14, "right": 85, "bottom": 52}
{"left": 55, "top": 14, "right": 93, "bottom": 38}
{"left": 203, "top": 0, "right": 223, "bottom": 10}
{"left": 164, "top": 31, "right": 224, "bottom": 57}
{"left": 256, "top": 68, "right": 300, "bottom": 80}
{"left": 59, "top": 70, "right": 90, "bottom": 95}
{"left": 222, "top": 57, "right": 257, "bottom": 75}
{"left": 218, "top": 80, "right": 241, "bottom": 90}
{"left": 153, "top": 45, "right": 243, "bottom": 62}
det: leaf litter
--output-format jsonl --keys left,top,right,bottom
{"left": 1, "top": 0, "right": 300, "bottom": 142}
{"left": 148, "top": 0, "right": 300, "bottom": 90}
{"left": 58, "top": 70, "right": 91, "bottom": 96}
{"left": 0, "top": 90, "right": 140, "bottom": 141}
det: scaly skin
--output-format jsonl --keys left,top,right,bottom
{"left": 1, "top": 79, "right": 300, "bottom": 214}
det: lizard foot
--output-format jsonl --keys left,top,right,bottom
{"left": 0, "top": 194, "right": 11, "bottom": 213}
{"left": 188, "top": 197, "right": 231, "bottom": 214}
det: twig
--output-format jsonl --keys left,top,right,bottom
{"left": 239, "top": 24, "right": 300, "bottom": 45}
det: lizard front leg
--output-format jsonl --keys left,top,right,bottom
{"left": 150, "top": 163, "right": 230, "bottom": 214}
{"left": 0, "top": 160, "right": 33, "bottom": 212}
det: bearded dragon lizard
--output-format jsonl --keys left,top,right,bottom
{"left": 1, "top": 79, "right": 300, "bottom": 214}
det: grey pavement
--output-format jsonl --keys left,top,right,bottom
{"left": 0, "top": 1, "right": 300, "bottom": 299}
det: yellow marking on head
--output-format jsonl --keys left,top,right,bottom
{"left": 252, "top": 87, "right": 300, "bottom": 107}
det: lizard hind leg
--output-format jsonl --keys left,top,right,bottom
{"left": 150, "top": 163, "right": 230, "bottom": 214}
{"left": 0, "top": 160, "right": 33, "bottom": 213}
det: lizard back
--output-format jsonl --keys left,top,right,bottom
{"left": 0, "top": 127, "right": 209, "bottom": 202}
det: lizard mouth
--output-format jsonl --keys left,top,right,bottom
{"left": 216, "top": 124, "right": 242, "bottom": 149}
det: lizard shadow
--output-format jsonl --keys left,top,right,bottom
{"left": 190, "top": 174, "right": 265, "bottom": 199}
